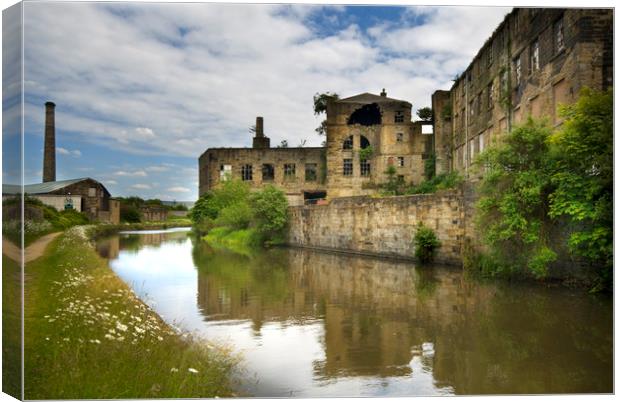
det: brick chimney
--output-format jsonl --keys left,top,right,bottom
{"left": 252, "top": 116, "right": 270, "bottom": 149}
{"left": 43, "top": 101, "right": 56, "bottom": 183}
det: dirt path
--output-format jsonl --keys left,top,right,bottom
{"left": 2, "top": 232, "right": 61, "bottom": 263}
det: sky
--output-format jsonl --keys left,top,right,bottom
{"left": 4, "top": 2, "right": 510, "bottom": 201}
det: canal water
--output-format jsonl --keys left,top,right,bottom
{"left": 95, "top": 228, "right": 612, "bottom": 397}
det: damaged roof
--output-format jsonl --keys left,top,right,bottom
{"left": 337, "top": 92, "right": 411, "bottom": 105}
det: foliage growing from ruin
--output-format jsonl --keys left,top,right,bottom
{"left": 474, "top": 88, "right": 612, "bottom": 289}
{"left": 358, "top": 145, "right": 374, "bottom": 161}
{"left": 406, "top": 172, "right": 463, "bottom": 195}
{"left": 441, "top": 104, "right": 452, "bottom": 121}
{"left": 413, "top": 223, "right": 441, "bottom": 263}
{"left": 424, "top": 153, "right": 436, "bottom": 180}
{"left": 381, "top": 165, "right": 402, "bottom": 195}
{"left": 277, "top": 140, "right": 289, "bottom": 148}
{"left": 416, "top": 107, "right": 433, "bottom": 122}
{"left": 548, "top": 88, "right": 613, "bottom": 290}
{"left": 313, "top": 92, "right": 339, "bottom": 135}
{"left": 250, "top": 185, "right": 289, "bottom": 245}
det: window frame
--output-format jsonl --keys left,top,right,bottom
{"left": 343, "top": 159, "right": 353, "bottom": 176}
{"left": 241, "top": 164, "right": 253, "bottom": 181}
{"left": 304, "top": 163, "right": 318, "bottom": 182}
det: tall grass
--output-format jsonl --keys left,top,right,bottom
{"left": 204, "top": 227, "right": 260, "bottom": 256}
{"left": 24, "top": 227, "right": 239, "bottom": 399}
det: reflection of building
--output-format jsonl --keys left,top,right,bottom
{"left": 194, "top": 246, "right": 496, "bottom": 379}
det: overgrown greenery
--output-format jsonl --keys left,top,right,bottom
{"left": 413, "top": 223, "right": 441, "bottom": 263}
{"left": 23, "top": 228, "right": 237, "bottom": 399}
{"left": 472, "top": 88, "right": 612, "bottom": 290}
{"left": 313, "top": 92, "right": 339, "bottom": 136}
{"left": 116, "top": 197, "right": 188, "bottom": 223}
{"left": 189, "top": 180, "right": 289, "bottom": 249}
{"left": 358, "top": 145, "right": 374, "bottom": 161}
{"left": 424, "top": 153, "right": 436, "bottom": 180}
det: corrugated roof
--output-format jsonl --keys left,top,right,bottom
{"left": 338, "top": 92, "right": 411, "bottom": 105}
{"left": 3, "top": 178, "right": 91, "bottom": 195}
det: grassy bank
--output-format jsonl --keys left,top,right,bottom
{"left": 204, "top": 227, "right": 259, "bottom": 256}
{"left": 24, "top": 227, "right": 238, "bottom": 399}
{"left": 2, "top": 254, "right": 21, "bottom": 399}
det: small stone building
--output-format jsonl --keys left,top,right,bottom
{"left": 3, "top": 177, "right": 120, "bottom": 223}
{"left": 140, "top": 205, "right": 168, "bottom": 222}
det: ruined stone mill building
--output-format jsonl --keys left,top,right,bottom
{"left": 199, "top": 8, "right": 612, "bottom": 204}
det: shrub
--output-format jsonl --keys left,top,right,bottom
{"left": 250, "top": 185, "right": 288, "bottom": 244}
{"left": 413, "top": 223, "right": 441, "bottom": 263}
{"left": 215, "top": 201, "right": 253, "bottom": 229}
{"left": 406, "top": 172, "right": 463, "bottom": 195}
{"left": 120, "top": 204, "right": 141, "bottom": 223}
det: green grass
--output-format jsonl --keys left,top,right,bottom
{"left": 204, "top": 227, "right": 260, "bottom": 256}
{"left": 24, "top": 227, "right": 239, "bottom": 399}
{"left": 2, "top": 254, "right": 22, "bottom": 399}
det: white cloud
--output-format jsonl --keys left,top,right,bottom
{"left": 114, "top": 170, "right": 148, "bottom": 177}
{"left": 72, "top": 149, "right": 82, "bottom": 157}
{"left": 57, "top": 147, "right": 70, "bottom": 155}
{"left": 103, "top": 179, "right": 118, "bottom": 185}
{"left": 145, "top": 165, "right": 170, "bottom": 172}
{"left": 130, "top": 183, "right": 151, "bottom": 190}
{"left": 168, "top": 186, "right": 191, "bottom": 193}
{"left": 22, "top": 3, "right": 509, "bottom": 159}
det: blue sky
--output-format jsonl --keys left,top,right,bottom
{"left": 4, "top": 2, "right": 510, "bottom": 201}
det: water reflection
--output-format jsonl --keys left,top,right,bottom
{"left": 98, "top": 229, "right": 612, "bottom": 396}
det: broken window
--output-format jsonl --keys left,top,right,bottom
{"left": 396, "top": 132, "right": 404, "bottom": 142}
{"left": 241, "top": 164, "right": 253, "bottom": 181}
{"left": 348, "top": 103, "right": 382, "bottom": 126}
{"left": 305, "top": 163, "right": 317, "bottom": 182}
{"left": 530, "top": 39, "right": 539, "bottom": 72}
{"left": 360, "top": 160, "right": 371, "bottom": 177}
{"left": 554, "top": 18, "right": 565, "bottom": 53}
{"left": 397, "top": 157, "right": 405, "bottom": 167}
{"left": 514, "top": 55, "right": 522, "bottom": 86}
{"left": 394, "top": 110, "right": 404, "bottom": 123}
{"left": 487, "top": 82, "right": 494, "bottom": 109}
{"left": 360, "top": 135, "right": 370, "bottom": 149}
{"left": 342, "top": 135, "right": 353, "bottom": 150}
{"left": 220, "top": 164, "right": 232, "bottom": 181}
{"left": 343, "top": 159, "right": 353, "bottom": 176}
{"left": 262, "top": 164, "right": 274, "bottom": 181}
{"left": 284, "top": 163, "right": 296, "bottom": 179}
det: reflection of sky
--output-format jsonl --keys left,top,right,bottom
{"left": 107, "top": 230, "right": 452, "bottom": 397}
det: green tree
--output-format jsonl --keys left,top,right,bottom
{"left": 313, "top": 92, "right": 339, "bottom": 135}
{"left": 548, "top": 88, "right": 613, "bottom": 289}
{"left": 250, "top": 185, "right": 289, "bottom": 244}
{"left": 416, "top": 107, "right": 433, "bottom": 122}
{"left": 475, "top": 118, "right": 556, "bottom": 279}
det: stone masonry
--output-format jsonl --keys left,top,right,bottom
{"left": 287, "top": 189, "right": 464, "bottom": 264}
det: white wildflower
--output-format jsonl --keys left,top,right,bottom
{"left": 116, "top": 322, "right": 128, "bottom": 332}
{"left": 188, "top": 368, "right": 199, "bottom": 374}
{"left": 170, "top": 368, "right": 178, "bottom": 373}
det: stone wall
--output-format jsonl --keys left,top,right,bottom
{"left": 287, "top": 189, "right": 465, "bottom": 264}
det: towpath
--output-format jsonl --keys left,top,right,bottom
{"left": 2, "top": 232, "right": 61, "bottom": 263}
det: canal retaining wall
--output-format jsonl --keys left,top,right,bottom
{"left": 287, "top": 189, "right": 466, "bottom": 264}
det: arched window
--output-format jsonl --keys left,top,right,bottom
{"left": 360, "top": 135, "right": 370, "bottom": 149}
{"left": 342, "top": 135, "right": 353, "bottom": 150}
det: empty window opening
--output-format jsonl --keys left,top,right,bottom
{"left": 360, "top": 135, "right": 370, "bottom": 149}
{"left": 342, "top": 135, "right": 353, "bottom": 150}
{"left": 348, "top": 103, "right": 382, "bottom": 126}
{"left": 397, "top": 157, "right": 405, "bottom": 167}
{"left": 220, "top": 164, "right": 232, "bottom": 181}
{"left": 397, "top": 175, "right": 405, "bottom": 183}
{"left": 262, "top": 164, "right": 274, "bottom": 181}
{"left": 530, "top": 39, "right": 540, "bottom": 72}
{"left": 343, "top": 159, "right": 353, "bottom": 176}
{"left": 554, "top": 18, "right": 565, "bottom": 53}
{"left": 514, "top": 55, "right": 522, "bottom": 86}
{"left": 396, "top": 132, "right": 404, "bottom": 142}
{"left": 304, "top": 191, "right": 326, "bottom": 204}
{"left": 284, "top": 163, "right": 296, "bottom": 179}
{"left": 394, "top": 110, "right": 404, "bottom": 123}
{"left": 305, "top": 163, "right": 318, "bottom": 182}
{"left": 360, "top": 160, "right": 371, "bottom": 177}
{"left": 241, "top": 164, "right": 253, "bottom": 181}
